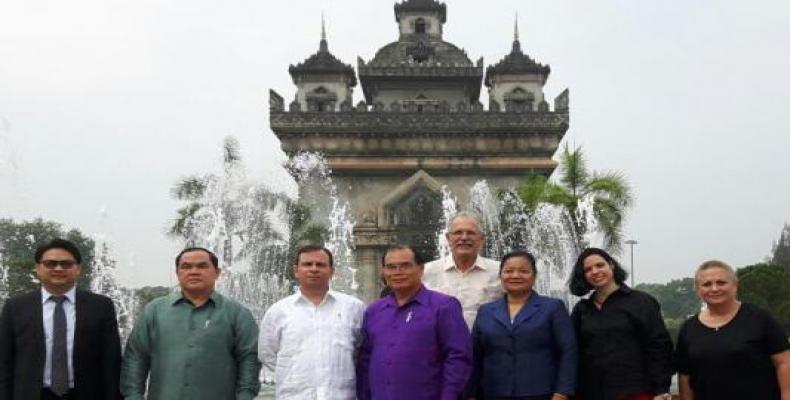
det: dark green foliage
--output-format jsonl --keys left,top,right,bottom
{"left": 516, "top": 144, "right": 633, "bottom": 253}
{"left": 772, "top": 223, "right": 790, "bottom": 273}
{"left": 737, "top": 263, "right": 790, "bottom": 334}
{"left": 0, "top": 218, "right": 95, "bottom": 297}
{"left": 133, "top": 285, "right": 171, "bottom": 316}
{"left": 636, "top": 277, "right": 700, "bottom": 320}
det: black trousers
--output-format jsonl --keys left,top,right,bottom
{"left": 41, "top": 388, "right": 74, "bottom": 400}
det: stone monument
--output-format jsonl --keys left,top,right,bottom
{"left": 270, "top": 0, "right": 570, "bottom": 300}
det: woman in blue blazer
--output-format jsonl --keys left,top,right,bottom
{"left": 467, "top": 250, "right": 577, "bottom": 400}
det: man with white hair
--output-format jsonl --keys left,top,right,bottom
{"left": 424, "top": 211, "right": 501, "bottom": 329}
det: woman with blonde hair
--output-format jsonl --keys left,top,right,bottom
{"left": 675, "top": 260, "right": 790, "bottom": 400}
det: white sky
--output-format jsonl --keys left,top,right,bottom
{"left": 1, "top": 0, "right": 788, "bottom": 288}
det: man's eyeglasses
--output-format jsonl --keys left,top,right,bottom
{"left": 40, "top": 260, "right": 77, "bottom": 269}
{"left": 448, "top": 229, "right": 480, "bottom": 238}
{"left": 383, "top": 263, "right": 418, "bottom": 272}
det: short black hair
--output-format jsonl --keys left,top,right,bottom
{"left": 381, "top": 245, "right": 426, "bottom": 267}
{"left": 175, "top": 247, "right": 219, "bottom": 269}
{"left": 294, "top": 245, "right": 334, "bottom": 268}
{"left": 34, "top": 238, "right": 82, "bottom": 264}
{"left": 568, "top": 247, "right": 628, "bottom": 297}
{"left": 499, "top": 250, "right": 537, "bottom": 275}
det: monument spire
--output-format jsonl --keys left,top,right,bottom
{"left": 319, "top": 12, "right": 328, "bottom": 52}
{"left": 512, "top": 12, "right": 522, "bottom": 53}
{"left": 514, "top": 12, "right": 519, "bottom": 42}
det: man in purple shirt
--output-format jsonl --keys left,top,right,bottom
{"left": 356, "top": 245, "right": 472, "bottom": 400}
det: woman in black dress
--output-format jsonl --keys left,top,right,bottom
{"left": 569, "top": 248, "right": 674, "bottom": 400}
{"left": 675, "top": 260, "right": 790, "bottom": 400}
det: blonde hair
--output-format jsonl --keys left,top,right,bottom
{"left": 695, "top": 259, "right": 738, "bottom": 284}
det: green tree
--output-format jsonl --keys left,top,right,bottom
{"left": 737, "top": 263, "right": 790, "bottom": 334}
{"left": 516, "top": 144, "right": 633, "bottom": 252}
{"left": 771, "top": 223, "right": 790, "bottom": 272}
{"left": 636, "top": 277, "right": 700, "bottom": 320}
{"left": 0, "top": 218, "right": 95, "bottom": 297}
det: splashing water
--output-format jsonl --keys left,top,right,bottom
{"left": 443, "top": 180, "right": 605, "bottom": 306}
{"left": 434, "top": 185, "right": 458, "bottom": 258}
{"left": 287, "top": 152, "right": 358, "bottom": 294}
{"left": 90, "top": 239, "right": 138, "bottom": 340}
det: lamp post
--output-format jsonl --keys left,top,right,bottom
{"left": 625, "top": 239, "right": 638, "bottom": 287}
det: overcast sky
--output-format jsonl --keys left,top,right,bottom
{"left": 1, "top": 0, "right": 788, "bottom": 288}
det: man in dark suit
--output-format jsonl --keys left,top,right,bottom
{"left": 0, "top": 238, "right": 122, "bottom": 400}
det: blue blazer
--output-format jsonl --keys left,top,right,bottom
{"left": 469, "top": 293, "right": 577, "bottom": 398}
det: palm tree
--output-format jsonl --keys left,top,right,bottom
{"left": 516, "top": 144, "right": 633, "bottom": 253}
{"left": 168, "top": 136, "right": 327, "bottom": 275}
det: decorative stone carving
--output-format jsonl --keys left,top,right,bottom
{"left": 361, "top": 209, "right": 377, "bottom": 226}
{"left": 356, "top": 101, "right": 368, "bottom": 112}
{"left": 269, "top": 90, "right": 284, "bottom": 112}
{"left": 555, "top": 89, "right": 569, "bottom": 112}
{"left": 538, "top": 100, "right": 550, "bottom": 112}
{"left": 373, "top": 102, "right": 385, "bottom": 112}
{"left": 289, "top": 100, "right": 301, "bottom": 112}
{"left": 389, "top": 101, "right": 402, "bottom": 112}
{"left": 489, "top": 99, "right": 500, "bottom": 112}
{"left": 340, "top": 100, "right": 353, "bottom": 111}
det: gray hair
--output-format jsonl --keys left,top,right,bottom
{"left": 446, "top": 211, "right": 482, "bottom": 232}
{"left": 695, "top": 259, "right": 738, "bottom": 284}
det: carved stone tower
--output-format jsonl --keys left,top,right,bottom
{"left": 270, "top": 1, "right": 570, "bottom": 300}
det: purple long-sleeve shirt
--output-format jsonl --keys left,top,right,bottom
{"left": 356, "top": 285, "right": 472, "bottom": 400}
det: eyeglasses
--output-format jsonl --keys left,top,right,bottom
{"left": 383, "top": 262, "right": 418, "bottom": 272}
{"left": 448, "top": 229, "right": 480, "bottom": 238}
{"left": 40, "top": 260, "right": 77, "bottom": 269}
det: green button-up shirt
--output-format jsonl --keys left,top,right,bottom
{"left": 121, "top": 290, "right": 261, "bottom": 400}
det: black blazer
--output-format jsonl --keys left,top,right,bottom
{"left": 0, "top": 289, "right": 122, "bottom": 400}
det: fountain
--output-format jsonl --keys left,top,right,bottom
{"left": 437, "top": 180, "right": 602, "bottom": 308}
{"left": 90, "top": 239, "right": 138, "bottom": 340}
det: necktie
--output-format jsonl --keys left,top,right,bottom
{"left": 50, "top": 295, "right": 68, "bottom": 396}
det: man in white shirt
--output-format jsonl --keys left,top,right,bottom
{"left": 424, "top": 211, "right": 501, "bottom": 329}
{"left": 259, "top": 245, "right": 365, "bottom": 400}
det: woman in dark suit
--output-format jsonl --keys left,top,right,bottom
{"left": 569, "top": 248, "right": 673, "bottom": 400}
{"left": 467, "top": 250, "right": 577, "bottom": 400}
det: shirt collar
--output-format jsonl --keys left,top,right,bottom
{"left": 41, "top": 286, "right": 76, "bottom": 305}
{"left": 384, "top": 285, "right": 428, "bottom": 308}
{"left": 170, "top": 289, "right": 220, "bottom": 307}
{"left": 442, "top": 255, "right": 487, "bottom": 272}
{"left": 294, "top": 289, "right": 335, "bottom": 306}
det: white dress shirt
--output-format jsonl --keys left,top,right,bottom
{"left": 259, "top": 290, "right": 365, "bottom": 400}
{"left": 41, "top": 286, "right": 76, "bottom": 388}
{"left": 424, "top": 255, "right": 502, "bottom": 329}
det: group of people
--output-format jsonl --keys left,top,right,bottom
{"left": 0, "top": 212, "right": 788, "bottom": 400}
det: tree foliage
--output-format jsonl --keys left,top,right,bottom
{"left": 636, "top": 277, "right": 700, "bottom": 320}
{"left": 0, "top": 218, "right": 95, "bottom": 297}
{"left": 737, "top": 263, "right": 790, "bottom": 334}
{"left": 772, "top": 223, "right": 790, "bottom": 273}
{"left": 516, "top": 144, "right": 633, "bottom": 253}
{"left": 168, "top": 136, "right": 327, "bottom": 278}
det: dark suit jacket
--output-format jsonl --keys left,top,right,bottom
{"left": 0, "top": 289, "right": 122, "bottom": 400}
{"left": 469, "top": 293, "right": 578, "bottom": 399}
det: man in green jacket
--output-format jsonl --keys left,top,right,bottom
{"left": 120, "top": 247, "right": 261, "bottom": 400}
